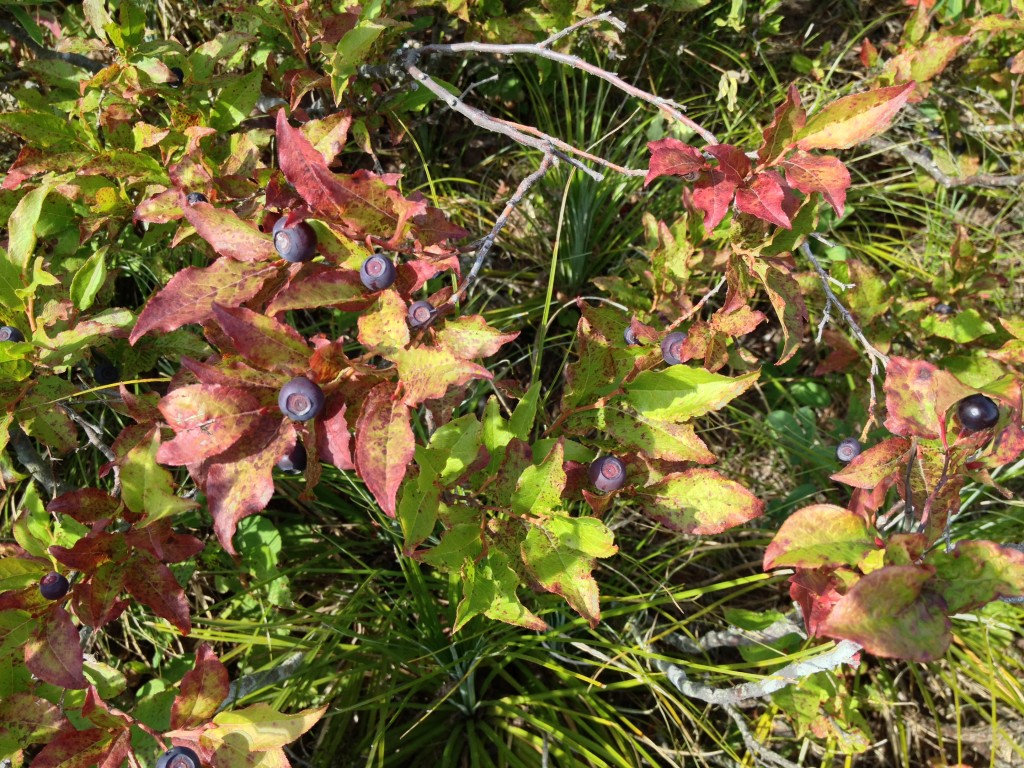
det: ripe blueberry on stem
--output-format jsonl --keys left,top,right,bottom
{"left": 93, "top": 362, "right": 119, "bottom": 386}
{"left": 934, "top": 303, "right": 955, "bottom": 316}
{"left": 186, "top": 192, "right": 208, "bottom": 206}
{"left": 156, "top": 746, "right": 201, "bottom": 768}
{"left": 169, "top": 67, "right": 184, "bottom": 87}
{"left": 407, "top": 301, "right": 436, "bottom": 329}
{"left": 272, "top": 216, "right": 317, "bottom": 263}
{"left": 836, "top": 438, "right": 862, "bottom": 463}
{"left": 623, "top": 326, "right": 639, "bottom": 346}
{"left": 360, "top": 255, "right": 397, "bottom": 291}
{"left": 39, "top": 572, "right": 69, "bottom": 600}
{"left": 958, "top": 394, "right": 999, "bottom": 432}
{"left": 589, "top": 456, "right": 626, "bottom": 492}
{"left": 278, "top": 377, "right": 325, "bottom": 422}
{"left": 0, "top": 326, "right": 25, "bottom": 343}
{"left": 277, "top": 441, "right": 308, "bottom": 473}
{"left": 660, "top": 331, "right": 687, "bottom": 366}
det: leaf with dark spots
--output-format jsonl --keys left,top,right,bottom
{"left": 123, "top": 549, "right": 192, "bottom": 634}
{"left": 640, "top": 469, "right": 763, "bottom": 534}
{"left": 130, "top": 259, "right": 280, "bottom": 344}
{"left": 47, "top": 489, "right": 121, "bottom": 524}
{"left": 179, "top": 194, "right": 277, "bottom": 262}
{"left": 157, "top": 384, "right": 268, "bottom": 466}
{"left": 883, "top": 356, "right": 974, "bottom": 439}
{"left": 266, "top": 265, "right": 372, "bottom": 314}
{"left": 211, "top": 304, "right": 311, "bottom": 374}
{"left": 830, "top": 437, "right": 911, "bottom": 489}
{"left": 25, "top": 604, "right": 87, "bottom": 689}
{"left": 172, "top": 643, "right": 230, "bottom": 729}
{"left": 355, "top": 382, "right": 414, "bottom": 518}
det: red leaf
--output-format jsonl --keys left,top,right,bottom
{"left": 70, "top": 562, "right": 128, "bottom": 629}
{"left": 391, "top": 345, "right": 493, "bottom": 407}
{"left": 172, "top": 643, "right": 230, "bottom": 729}
{"left": 211, "top": 304, "right": 311, "bottom": 374}
{"left": 126, "top": 520, "right": 204, "bottom": 563}
{"left": 316, "top": 396, "right": 354, "bottom": 470}
{"left": 757, "top": 84, "right": 807, "bottom": 166}
{"left": 706, "top": 144, "right": 750, "bottom": 184}
{"left": 51, "top": 531, "right": 122, "bottom": 571}
{"left": 180, "top": 197, "right": 277, "bottom": 262}
{"left": 355, "top": 382, "right": 415, "bottom": 517}
{"left": 123, "top": 549, "right": 192, "bottom": 634}
{"left": 157, "top": 384, "right": 269, "bottom": 466}
{"left": 206, "top": 420, "right": 293, "bottom": 554}
{"left": 29, "top": 726, "right": 124, "bottom": 768}
{"left": 25, "top": 604, "right": 87, "bottom": 689}
{"left": 47, "top": 489, "right": 121, "bottom": 524}
{"left": 130, "top": 259, "right": 279, "bottom": 345}
{"left": 781, "top": 150, "right": 851, "bottom": 216}
{"left": 735, "top": 172, "right": 793, "bottom": 228}
{"left": 644, "top": 138, "right": 707, "bottom": 186}
{"left": 410, "top": 199, "right": 471, "bottom": 246}
{"left": 789, "top": 569, "right": 843, "bottom": 638}
{"left": 691, "top": 171, "right": 737, "bottom": 233}
{"left": 796, "top": 83, "right": 916, "bottom": 151}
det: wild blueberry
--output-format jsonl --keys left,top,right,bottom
{"left": 273, "top": 218, "right": 317, "bottom": 263}
{"left": 0, "top": 326, "right": 25, "bottom": 343}
{"left": 169, "top": 67, "right": 184, "bottom": 88}
{"left": 93, "top": 362, "right": 119, "bottom": 386}
{"left": 156, "top": 746, "right": 201, "bottom": 768}
{"left": 660, "top": 331, "right": 688, "bottom": 366}
{"left": 277, "top": 441, "right": 307, "bottom": 473}
{"left": 407, "top": 300, "right": 436, "bottom": 330}
{"left": 39, "top": 572, "right": 69, "bottom": 600}
{"left": 360, "top": 255, "right": 397, "bottom": 291}
{"left": 588, "top": 456, "right": 626, "bottom": 493}
{"left": 278, "top": 377, "right": 325, "bottom": 422}
{"left": 186, "top": 192, "right": 208, "bottom": 206}
{"left": 958, "top": 394, "right": 999, "bottom": 432}
{"left": 624, "top": 326, "right": 639, "bottom": 346}
{"left": 836, "top": 437, "right": 862, "bottom": 463}
{"left": 934, "top": 303, "right": 955, "bottom": 315}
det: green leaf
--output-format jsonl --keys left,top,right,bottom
{"left": 397, "top": 454, "right": 440, "bottom": 554}
{"left": 921, "top": 308, "right": 996, "bottom": 343}
{"left": 624, "top": 367, "right": 759, "bottom": 423}
{"left": 328, "top": 22, "right": 385, "bottom": 99}
{"left": 521, "top": 515, "right": 617, "bottom": 627}
{"left": 764, "top": 504, "right": 879, "bottom": 570}
{"left": 13, "top": 483, "right": 52, "bottom": 560}
{"left": 0, "top": 248, "right": 25, "bottom": 312}
{"left": 121, "top": 431, "right": 200, "bottom": 525}
{"left": 208, "top": 703, "right": 327, "bottom": 752}
{"left": 511, "top": 440, "right": 566, "bottom": 517}
{"left": 211, "top": 67, "right": 265, "bottom": 132}
{"left": 20, "top": 377, "right": 79, "bottom": 454}
{"left": 7, "top": 183, "right": 51, "bottom": 270}
{"left": 426, "top": 414, "right": 483, "bottom": 484}
{"left": 455, "top": 549, "right": 547, "bottom": 632}
{"left": 509, "top": 380, "right": 540, "bottom": 440}
{"left": 572, "top": 405, "right": 716, "bottom": 463}
{"left": 481, "top": 396, "right": 513, "bottom": 469}
{"left": 69, "top": 247, "right": 108, "bottom": 311}
{"left": 927, "top": 540, "right": 1024, "bottom": 613}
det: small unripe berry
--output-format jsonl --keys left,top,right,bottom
{"left": 660, "top": 331, "right": 688, "bottom": 366}
{"left": 277, "top": 441, "right": 307, "bottom": 473}
{"left": 360, "top": 255, "right": 397, "bottom": 291}
{"left": 278, "top": 377, "right": 325, "bottom": 422}
{"left": 186, "top": 192, "right": 208, "bottom": 206}
{"left": 623, "top": 326, "right": 639, "bottom": 346}
{"left": 0, "top": 326, "right": 25, "bottom": 343}
{"left": 958, "top": 394, "right": 999, "bottom": 432}
{"left": 156, "top": 746, "right": 201, "bottom": 768}
{"left": 39, "top": 572, "right": 69, "bottom": 600}
{"left": 588, "top": 456, "right": 626, "bottom": 493}
{"left": 407, "top": 300, "right": 436, "bottom": 330}
{"left": 272, "top": 218, "right": 317, "bottom": 263}
{"left": 836, "top": 438, "right": 862, "bottom": 463}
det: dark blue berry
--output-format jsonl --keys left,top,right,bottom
{"left": 934, "top": 303, "right": 955, "bottom": 315}
{"left": 169, "top": 67, "right": 184, "bottom": 88}
{"left": 360, "top": 255, "right": 397, "bottom": 291}
{"left": 407, "top": 300, "right": 436, "bottom": 330}
{"left": 39, "top": 572, "right": 69, "bottom": 600}
{"left": 589, "top": 456, "right": 626, "bottom": 493}
{"left": 0, "top": 326, "right": 24, "bottom": 343}
{"left": 273, "top": 218, "right": 317, "bottom": 263}
{"left": 278, "top": 377, "right": 325, "bottom": 422}
{"left": 93, "top": 362, "right": 119, "bottom": 386}
{"left": 660, "top": 331, "right": 688, "bottom": 366}
{"left": 624, "top": 326, "right": 639, "bottom": 346}
{"left": 156, "top": 746, "right": 200, "bottom": 768}
{"left": 277, "top": 441, "right": 307, "bottom": 473}
{"left": 836, "top": 437, "right": 862, "bottom": 463}
{"left": 186, "top": 192, "right": 208, "bottom": 206}
{"left": 958, "top": 394, "right": 999, "bottom": 432}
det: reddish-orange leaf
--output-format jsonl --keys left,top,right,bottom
{"left": 355, "top": 382, "right": 414, "bottom": 518}
{"left": 392, "top": 346, "right": 493, "bottom": 407}
{"left": 211, "top": 304, "right": 311, "bottom": 374}
{"left": 735, "top": 172, "right": 792, "bottom": 229}
{"left": 758, "top": 84, "right": 807, "bottom": 165}
{"left": 47, "top": 489, "right": 120, "bottom": 524}
{"left": 706, "top": 144, "right": 750, "bottom": 184}
{"left": 180, "top": 196, "right": 276, "bottom": 262}
{"left": 883, "top": 356, "right": 975, "bottom": 439}
{"left": 796, "top": 83, "right": 915, "bottom": 151}
{"left": 25, "top": 605, "right": 87, "bottom": 689}
{"left": 644, "top": 138, "right": 707, "bottom": 186}
{"left": 172, "top": 643, "right": 230, "bottom": 729}
{"left": 316, "top": 396, "right": 354, "bottom": 471}
{"left": 267, "top": 265, "right": 373, "bottom": 314}
{"left": 124, "top": 549, "right": 192, "bottom": 634}
{"left": 830, "top": 437, "right": 912, "bottom": 489}
{"left": 782, "top": 150, "right": 851, "bottom": 216}
{"left": 29, "top": 726, "right": 124, "bottom": 768}
{"left": 691, "top": 171, "right": 737, "bottom": 233}
{"left": 130, "top": 259, "right": 279, "bottom": 345}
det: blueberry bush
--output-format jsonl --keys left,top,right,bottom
{"left": 2, "top": 0, "right": 1024, "bottom": 766}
